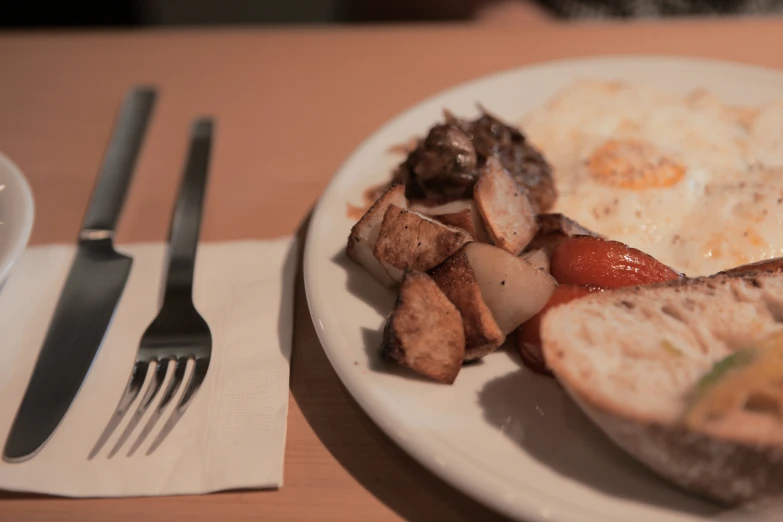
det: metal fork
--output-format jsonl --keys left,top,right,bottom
{"left": 88, "top": 118, "right": 214, "bottom": 459}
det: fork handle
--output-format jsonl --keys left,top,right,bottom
{"left": 163, "top": 118, "right": 213, "bottom": 300}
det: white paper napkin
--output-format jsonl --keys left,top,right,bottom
{"left": 0, "top": 238, "right": 298, "bottom": 497}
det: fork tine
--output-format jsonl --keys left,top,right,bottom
{"left": 145, "top": 356, "right": 208, "bottom": 456}
{"left": 108, "top": 358, "right": 170, "bottom": 458}
{"left": 88, "top": 360, "right": 151, "bottom": 459}
{"left": 127, "top": 357, "right": 188, "bottom": 457}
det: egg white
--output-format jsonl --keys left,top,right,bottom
{"left": 522, "top": 80, "right": 783, "bottom": 276}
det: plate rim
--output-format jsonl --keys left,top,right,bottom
{"left": 0, "top": 151, "right": 35, "bottom": 286}
{"left": 303, "top": 54, "right": 783, "bottom": 522}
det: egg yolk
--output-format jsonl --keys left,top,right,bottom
{"left": 587, "top": 139, "right": 686, "bottom": 190}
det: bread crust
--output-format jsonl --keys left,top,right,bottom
{"left": 542, "top": 270, "right": 783, "bottom": 506}
{"left": 568, "top": 388, "right": 783, "bottom": 506}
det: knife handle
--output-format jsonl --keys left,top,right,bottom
{"left": 80, "top": 87, "right": 157, "bottom": 236}
{"left": 163, "top": 118, "right": 213, "bottom": 297}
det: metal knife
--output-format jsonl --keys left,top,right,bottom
{"left": 3, "top": 87, "right": 158, "bottom": 462}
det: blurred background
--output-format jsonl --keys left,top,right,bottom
{"left": 2, "top": 0, "right": 780, "bottom": 28}
{"left": 0, "top": 0, "right": 550, "bottom": 27}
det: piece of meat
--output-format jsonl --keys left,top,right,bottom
{"left": 461, "top": 108, "right": 556, "bottom": 213}
{"left": 396, "top": 109, "right": 555, "bottom": 212}
{"left": 395, "top": 123, "right": 478, "bottom": 201}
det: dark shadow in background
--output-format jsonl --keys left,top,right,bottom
{"left": 1, "top": 2, "right": 143, "bottom": 28}
{"left": 0, "top": 0, "right": 497, "bottom": 28}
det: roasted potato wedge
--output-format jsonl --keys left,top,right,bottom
{"left": 413, "top": 200, "right": 491, "bottom": 243}
{"left": 474, "top": 157, "right": 538, "bottom": 255}
{"left": 520, "top": 248, "right": 549, "bottom": 272}
{"left": 536, "top": 213, "right": 601, "bottom": 238}
{"left": 373, "top": 205, "right": 472, "bottom": 283}
{"left": 430, "top": 252, "right": 505, "bottom": 361}
{"left": 525, "top": 213, "right": 602, "bottom": 256}
{"left": 463, "top": 242, "right": 556, "bottom": 336}
{"left": 380, "top": 271, "right": 465, "bottom": 384}
{"left": 347, "top": 184, "right": 407, "bottom": 287}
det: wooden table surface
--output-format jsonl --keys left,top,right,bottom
{"left": 1, "top": 17, "right": 783, "bottom": 521}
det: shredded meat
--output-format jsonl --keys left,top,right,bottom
{"left": 394, "top": 108, "right": 556, "bottom": 212}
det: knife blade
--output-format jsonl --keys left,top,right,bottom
{"left": 3, "top": 87, "right": 157, "bottom": 462}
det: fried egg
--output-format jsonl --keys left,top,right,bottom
{"left": 522, "top": 79, "right": 783, "bottom": 276}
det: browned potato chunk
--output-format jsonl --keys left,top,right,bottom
{"left": 474, "top": 157, "right": 538, "bottom": 255}
{"left": 412, "top": 200, "right": 492, "bottom": 243}
{"left": 380, "top": 271, "right": 465, "bottom": 384}
{"left": 536, "top": 213, "right": 601, "bottom": 238}
{"left": 436, "top": 208, "right": 491, "bottom": 244}
{"left": 526, "top": 213, "right": 602, "bottom": 256}
{"left": 373, "top": 205, "right": 472, "bottom": 283}
{"left": 347, "top": 184, "right": 407, "bottom": 287}
{"left": 463, "top": 242, "right": 556, "bottom": 336}
{"left": 520, "top": 248, "right": 549, "bottom": 272}
{"left": 430, "top": 252, "right": 504, "bottom": 361}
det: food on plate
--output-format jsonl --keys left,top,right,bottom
{"left": 373, "top": 205, "right": 472, "bottom": 284}
{"left": 520, "top": 248, "right": 549, "bottom": 272}
{"left": 397, "top": 119, "right": 477, "bottom": 201}
{"left": 343, "top": 79, "right": 783, "bottom": 507}
{"left": 474, "top": 157, "right": 538, "bottom": 255}
{"left": 462, "top": 242, "right": 556, "bottom": 336}
{"left": 410, "top": 200, "right": 491, "bottom": 243}
{"left": 380, "top": 271, "right": 465, "bottom": 384}
{"left": 549, "top": 235, "right": 682, "bottom": 288}
{"left": 523, "top": 79, "right": 783, "bottom": 276}
{"left": 525, "top": 212, "right": 602, "bottom": 257}
{"left": 720, "top": 257, "right": 783, "bottom": 275}
{"left": 519, "top": 236, "right": 679, "bottom": 376}
{"left": 346, "top": 169, "right": 602, "bottom": 379}
{"left": 518, "top": 284, "right": 604, "bottom": 376}
{"left": 540, "top": 271, "right": 783, "bottom": 505}
{"left": 347, "top": 183, "right": 408, "bottom": 287}
{"left": 429, "top": 252, "right": 505, "bottom": 361}
{"left": 683, "top": 335, "right": 782, "bottom": 431}
{"left": 395, "top": 109, "right": 555, "bottom": 212}
{"left": 458, "top": 109, "right": 556, "bottom": 213}
{"left": 535, "top": 212, "right": 602, "bottom": 239}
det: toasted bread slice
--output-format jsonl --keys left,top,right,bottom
{"left": 474, "top": 157, "right": 537, "bottom": 255}
{"left": 720, "top": 257, "right": 783, "bottom": 276}
{"left": 541, "top": 271, "right": 783, "bottom": 505}
{"left": 430, "top": 252, "right": 505, "bottom": 361}
{"left": 373, "top": 205, "right": 472, "bottom": 283}
{"left": 347, "top": 184, "right": 407, "bottom": 287}
{"left": 380, "top": 271, "right": 465, "bottom": 383}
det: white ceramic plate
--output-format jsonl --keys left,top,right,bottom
{"left": 303, "top": 56, "right": 783, "bottom": 522}
{"left": 0, "top": 152, "right": 34, "bottom": 286}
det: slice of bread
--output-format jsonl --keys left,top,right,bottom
{"left": 541, "top": 270, "right": 783, "bottom": 505}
